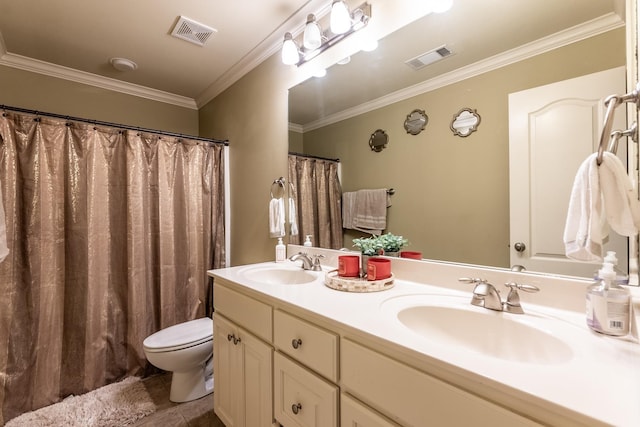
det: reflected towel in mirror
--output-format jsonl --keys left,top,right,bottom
{"left": 289, "top": 198, "right": 299, "bottom": 236}
{"left": 343, "top": 189, "right": 391, "bottom": 235}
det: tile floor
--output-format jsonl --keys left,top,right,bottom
{"left": 133, "top": 373, "right": 224, "bottom": 427}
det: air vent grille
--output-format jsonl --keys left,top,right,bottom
{"left": 171, "top": 16, "right": 217, "bottom": 46}
{"left": 405, "top": 46, "right": 452, "bottom": 70}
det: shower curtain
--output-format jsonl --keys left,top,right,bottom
{"left": 0, "top": 111, "right": 226, "bottom": 424}
{"left": 288, "top": 154, "right": 342, "bottom": 249}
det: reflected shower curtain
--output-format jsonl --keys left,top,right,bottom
{"left": 288, "top": 155, "right": 342, "bottom": 249}
{"left": 0, "top": 111, "right": 225, "bottom": 424}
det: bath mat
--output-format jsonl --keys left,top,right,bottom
{"left": 5, "top": 376, "right": 155, "bottom": 427}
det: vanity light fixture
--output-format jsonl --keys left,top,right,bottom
{"left": 281, "top": 32, "right": 300, "bottom": 65}
{"left": 330, "top": 1, "right": 351, "bottom": 34}
{"left": 280, "top": 2, "right": 371, "bottom": 67}
{"left": 303, "top": 14, "right": 323, "bottom": 50}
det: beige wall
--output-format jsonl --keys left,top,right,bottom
{"left": 297, "top": 29, "right": 625, "bottom": 268}
{"left": 0, "top": 65, "right": 198, "bottom": 134}
{"left": 199, "top": 54, "right": 294, "bottom": 265}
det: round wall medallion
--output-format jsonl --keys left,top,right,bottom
{"left": 369, "top": 129, "right": 389, "bottom": 152}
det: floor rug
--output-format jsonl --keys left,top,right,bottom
{"left": 5, "top": 376, "right": 156, "bottom": 427}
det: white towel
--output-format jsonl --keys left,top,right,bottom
{"left": 0, "top": 184, "right": 7, "bottom": 263}
{"left": 564, "top": 152, "right": 640, "bottom": 262}
{"left": 289, "top": 198, "right": 299, "bottom": 236}
{"left": 342, "top": 191, "right": 356, "bottom": 229}
{"left": 599, "top": 152, "right": 640, "bottom": 236}
{"left": 269, "top": 198, "right": 286, "bottom": 238}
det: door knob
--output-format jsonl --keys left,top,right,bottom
{"left": 514, "top": 242, "right": 526, "bottom": 252}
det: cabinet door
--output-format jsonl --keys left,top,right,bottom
{"left": 214, "top": 314, "right": 243, "bottom": 426}
{"left": 274, "top": 352, "right": 338, "bottom": 427}
{"left": 214, "top": 314, "right": 274, "bottom": 427}
{"left": 241, "top": 325, "right": 274, "bottom": 427}
{"left": 341, "top": 394, "right": 401, "bottom": 427}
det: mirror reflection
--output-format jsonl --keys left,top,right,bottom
{"left": 288, "top": 0, "right": 628, "bottom": 280}
{"left": 450, "top": 108, "right": 480, "bottom": 137}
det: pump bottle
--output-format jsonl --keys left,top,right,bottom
{"left": 275, "top": 237, "right": 286, "bottom": 262}
{"left": 586, "top": 256, "right": 631, "bottom": 336}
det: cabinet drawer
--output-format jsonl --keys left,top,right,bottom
{"left": 274, "top": 310, "right": 338, "bottom": 382}
{"left": 341, "top": 339, "right": 542, "bottom": 427}
{"left": 274, "top": 352, "right": 338, "bottom": 427}
{"left": 214, "top": 283, "right": 272, "bottom": 342}
{"left": 341, "top": 393, "right": 401, "bottom": 427}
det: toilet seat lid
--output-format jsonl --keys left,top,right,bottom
{"left": 143, "top": 317, "right": 213, "bottom": 352}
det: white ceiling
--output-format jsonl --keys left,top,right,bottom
{"left": 0, "top": 0, "right": 329, "bottom": 109}
{"left": 0, "top": 0, "right": 625, "bottom": 114}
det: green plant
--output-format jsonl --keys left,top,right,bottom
{"left": 352, "top": 236, "right": 383, "bottom": 256}
{"left": 352, "top": 233, "right": 408, "bottom": 255}
{"left": 378, "top": 233, "right": 409, "bottom": 252}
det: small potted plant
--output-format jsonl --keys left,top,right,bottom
{"left": 378, "top": 233, "right": 409, "bottom": 256}
{"left": 352, "top": 236, "right": 383, "bottom": 256}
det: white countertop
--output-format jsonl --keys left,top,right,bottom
{"left": 209, "top": 255, "right": 640, "bottom": 427}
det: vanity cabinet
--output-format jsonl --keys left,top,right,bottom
{"left": 213, "top": 283, "right": 274, "bottom": 427}
{"left": 341, "top": 339, "right": 543, "bottom": 427}
{"left": 273, "top": 309, "right": 339, "bottom": 427}
{"left": 212, "top": 274, "right": 545, "bottom": 427}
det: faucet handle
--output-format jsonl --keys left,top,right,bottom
{"left": 458, "top": 277, "right": 488, "bottom": 285}
{"left": 311, "top": 254, "right": 324, "bottom": 271}
{"left": 503, "top": 282, "right": 539, "bottom": 314}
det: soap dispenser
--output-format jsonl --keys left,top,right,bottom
{"left": 586, "top": 257, "right": 631, "bottom": 336}
{"left": 275, "top": 237, "right": 286, "bottom": 263}
{"left": 303, "top": 235, "right": 313, "bottom": 247}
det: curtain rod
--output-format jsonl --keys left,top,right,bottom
{"left": 0, "top": 104, "right": 229, "bottom": 146}
{"left": 289, "top": 152, "right": 340, "bottom": 162}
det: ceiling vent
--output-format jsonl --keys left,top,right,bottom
{"left": 405, "top": 46, "right": 453, "bottom": 70}
{"left": 171, "top": 16, "right": 217, "bottom": 46}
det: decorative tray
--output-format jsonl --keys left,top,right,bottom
{"left": 324, "top": 270, "right": 395, "bottom": 293}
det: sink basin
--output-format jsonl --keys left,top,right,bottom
{"left": 240, "top": 266, "right": 318, "bottom": 285}
{"left": 383, "top": 295, "right": 574, "bottom": 365}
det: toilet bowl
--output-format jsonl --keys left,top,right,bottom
{"left": 143, "top": 317, "right": 214, "bottom": 402}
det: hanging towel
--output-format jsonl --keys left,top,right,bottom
{"left": 352, "top": 189, "right": 391, "bottom": 235}
{"left": 269, "top": 198, "right": 286, "bottom": 238}
{"left": 0, "top": 185, "right": 7, "bottom": 263}
{"left": 564, "top": 152, "right": 640, "bottom": 262}
{"left": 564, "top": 153, "right": 604, "bottom": 261}
{"left": 289, "top": 198, "right": 299, "bottom": 236}
{"left": 599, "top": 152, "right": 640, "bottom": 236}
{"left": 342, "top": 191, "right": 356, "bottom": 229}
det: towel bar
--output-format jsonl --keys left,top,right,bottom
{"left": 596, "top": 82, "right": 640, "bottom": 165}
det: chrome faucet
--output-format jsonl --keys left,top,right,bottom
{"left": 459, "top": 278, "right": 539, "bottom": 314}
{"left": 289, "top": 252, "right": 324, "bottom": 271}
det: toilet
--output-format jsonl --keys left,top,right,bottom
{"left": 143, "top": 317, "right": 214, "bottom": 402}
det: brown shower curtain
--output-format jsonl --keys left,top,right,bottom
{"left": 288, "top": 154, "right": 342, "bottom": 249}
{"left": 0, "top": 111, "right": 226, "bottom": 424}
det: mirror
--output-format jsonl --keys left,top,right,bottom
{"left": 288, "top": 0, "right": 628, "bottom": 280}
{"left": 404, "top": 109, "right": 428, "bottom": 135}
{"left": 450, "top": 108, "right": 480, "bottom": 137}
{"left": 369, "top": 129, "right": 389, "bottom": 152}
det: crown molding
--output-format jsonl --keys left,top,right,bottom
{"left": 0, "top": 50, "right": 198, "bottom": 109}
{"left": 298, "top": 12, "right": 624, "bottom": 133}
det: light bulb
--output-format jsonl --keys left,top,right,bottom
{"left": 303, "top": 14, "right": 322, "bottom": 50}
{"left": 361, "top": 38, "right": 378, "bottom": 52}
{"left": 313, "top": 68, "right": 327, "bottom": 78}
{"left": 431, "top": 0, "right": 453, "bottom": 13}
{"left": 281, "top": 32, "right": 300, "bottom": 65}
{"left": 330, "top": 0, "right": 351, "bottom": 35}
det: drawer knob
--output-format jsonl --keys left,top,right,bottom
{"left": 227, "top": 334, "right": 233, "bottom": 342}
{"left": 291, "top": 338, "right": 302, "bottom": 349}
{"left": 233, "top": 335, "right": 242, "bottom": 345}
{"left": 291, "top": 403, "right": 302, "bottom": 415}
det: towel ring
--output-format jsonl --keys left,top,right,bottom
{"left": 270, "top": 177, "right": 285, "bottom": 199}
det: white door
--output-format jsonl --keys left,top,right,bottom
{"left": 509, "top": 67, "right": 627, "bottom": 277}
